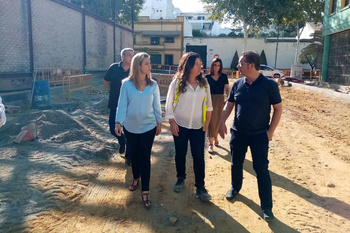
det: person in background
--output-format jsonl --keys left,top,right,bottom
{"left": 115, "top": 52, "right": 162, "bottom": 208}
{"left": 0, "top": 97, "right": 6, "bottom": 127}
{"left": 205, "top": 58, "right": 230, "bottom": 154}
{"left": 165, "top": 52, "right": 213, "bottom": 202}
{"left": 103, "top": 48, "right": 134, "bottom": 166}
{"left": 219, "top": 51, "right": 282, "bottom": 221}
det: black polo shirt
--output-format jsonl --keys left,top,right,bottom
{"left": 104, "top": 62, "right": 130, "bottom": 109}
{"left": 227, "top": 74, "right": 282, "bottom": 135}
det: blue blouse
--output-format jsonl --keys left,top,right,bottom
{"left": 116, "top": 80, "right": 162, "bottom": 134}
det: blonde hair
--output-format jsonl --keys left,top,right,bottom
{"left": 124, "top": 52, "right": 153, "bottom": 89}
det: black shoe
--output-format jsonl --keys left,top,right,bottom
{"left": 173, "top": 178, "right": 185, "bottom": 193}
{"left": 226, "top": 188, "right": 238, "bottom": 200}
{"left": 263, "top": 209, "right": 275, "bottom": 221}
{"left": 119, "top": 143, "right": 125, "bottom": 154}
{"left": 196, "top": 187, "right": 212, "bottom": 202}
{"left": 125, "top": 158, "right": 132, "bottom": 166}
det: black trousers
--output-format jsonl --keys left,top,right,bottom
{"left": 229, "top": 129, "right": 272, "bottom": 210}
{"left": 173, "top": 125, "right": 205, "bottom": 188}
{"left": 124, "top": 127, "right": 156, "bottom": 191}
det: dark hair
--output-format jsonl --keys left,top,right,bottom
{"left": 241, "top": 51, "right": 260, "bottom": 71}
{"left": 209, "top": 58, "right": 223, "bottom": 75}
{"left": 175, "top": 52, "right": 207, "bottom": 93}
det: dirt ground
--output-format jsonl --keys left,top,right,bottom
{"left": 1, "top": 79, "right": 350, "bottom": 233}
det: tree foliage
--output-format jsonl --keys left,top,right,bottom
{"left": 230, "top": 51, "right": 239, "bottom": 70}
{"left": 200, "top": 0, "right": 324, "bottom": 50}
{"left": 64, "top": 0, "right": 144, "bottom": 25}
{"left": 260, "top": 50, "right": 267, "bottom": 65}
{"left": 192, "top": 29, "right": 208, "bottom": 37}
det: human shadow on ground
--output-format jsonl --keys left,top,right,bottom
{"left": 243, "top": 159, "right": 350, "bottom": 221}
{"left": 227, "top": 194, "right": 299, "bottom": 233}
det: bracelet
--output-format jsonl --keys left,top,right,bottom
{"left": 115, "top": 122, "right": 121, "bottom": 125}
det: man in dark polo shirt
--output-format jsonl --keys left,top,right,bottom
{"left": 218, "top": 50, "right": 282, "bottom": 221}
{"left": 103, "top": 48, "right": 134, "bottom": 165}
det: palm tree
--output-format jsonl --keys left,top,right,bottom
{"left": 299, "top": 33, "right": 324, "bottom": 71}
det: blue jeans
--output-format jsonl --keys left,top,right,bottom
{"left": 173, "top": 125, "right": 205, "bottom": 188}
{"left": 229, "top": 129, "right": 272, "bottom": 210}
{"left": 124, "top": 127, "right": 156, "bottom": 191}
{"left": 109, "top": 108, "right": 131, "bottom": 160}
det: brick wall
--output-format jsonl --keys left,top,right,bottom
{"left": 0, "top": 1, "right": 30, "bottom": 72}
{"left": 0, "top": 0, "right": 133, "bottom": 92}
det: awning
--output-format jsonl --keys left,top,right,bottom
{"left": 141, "top": 31, "right": 181, "bottom": 37}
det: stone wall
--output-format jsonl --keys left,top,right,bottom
{"left": 328, "top": 29, "right": 350, "bottom": 85}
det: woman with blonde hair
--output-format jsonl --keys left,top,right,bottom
{"left": 165, "top": 52, "right": 213, "bottom": 202}
{"left": 115, "top": 52, "right": 162, "bottom": 208}
{"left": 205, "top": 58, "right": 230, "bottom": 153}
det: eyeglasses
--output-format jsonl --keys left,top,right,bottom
{"left": 238, "top": 62, "right": 250, "bottom": 67}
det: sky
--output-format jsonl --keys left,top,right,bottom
{"left": 172, "top": 0, "right": 205, "bottom": 12}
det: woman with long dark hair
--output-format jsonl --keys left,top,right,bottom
{"left": 115, "top": 52, "right": 162, "bottom": 208}
{"left": 165, "top": 52, "right": 213, "bottom": 201}
{"left": 205, "top": 58, "right": 230, "bottom": 153}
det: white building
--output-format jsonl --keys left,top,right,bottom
{"left": 139, "top": 0, "right": 231, "bottom": 36}
{"left": 139, "top": 0, "right": 180, "bottom": 19}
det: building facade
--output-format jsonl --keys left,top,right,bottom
{"left": 134, "top": 16, "right": 191, "bottom": 65}
{"left": 321, "top": 0, "right": 350, "bottom": 84}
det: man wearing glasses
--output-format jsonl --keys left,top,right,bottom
{"left": 218, "top": 51, "right": 282, "bottom": 221}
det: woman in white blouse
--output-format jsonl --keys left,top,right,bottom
{"left": 115, "top": 52, "right": 162, "bottom": 208}
{"left": 165, "top": 52, "right": 213, "bottom": 202}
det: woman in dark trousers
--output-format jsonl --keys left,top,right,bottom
{"left": 165, "top": 52, "right": 213, "bottom": 201}
{"left": 115, "top": 52, "right": 162, "bottom": 208}
{"left": 205, "top": 58, "right": 230, "bottom": 154}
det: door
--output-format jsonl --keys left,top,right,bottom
{"left": 186, "top": 45, "right": 207, "bottom": 69}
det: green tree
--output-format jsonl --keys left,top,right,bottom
{"left": 192, "top": 29, "right": 208, "bottom": 37}
{"left": 64, "top": 0, "right": 144, "bottom": 25}
{"left": 277, "top": 0, "right": 324, "bottom": 65}
{"left": 260, "top": 50, "right": 267, "bottom": 65}
{"left": 299, "top": 33, "right": 324, "bottom": 70}
{"left": 201, "top": 0, "right": 272, "bottom": 51}
{"left": 230, "top": 51, "right": 239, "bottom": 70}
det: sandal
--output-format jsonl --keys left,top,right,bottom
{"left": 141, "top": 191, "right": 151, "bottom": 208}
{"left": 128, "top": 178, "right": 140, "bottom": 191}
{"left": 214, "top": 137, "right": 219, "bottom": 146}
{"left": 208, "top": 144, "right": 214, "bottom": 154}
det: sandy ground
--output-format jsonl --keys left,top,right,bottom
{"left": 1, "top": 79, "right": 350, "bottom": 233}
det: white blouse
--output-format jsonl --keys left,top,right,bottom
{"left": 165, "top": 78, "right": 213, "bottom": 129}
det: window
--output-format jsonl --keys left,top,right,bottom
{"left": 150, "top": 54, "right": 161, "bottom": 64}
{"left": 165, "top": 55, "right": 173, "bottom": 65}
{"left": 197, "top": 16, "right": 204, "bottom": 20}
{"left": 329, "top": 0, "right": 338, "bottom": 14}
{"left": 151, "top": 37, "right": 160, "bottom": 45}
{"left": 165, "top": 37, "right": 174, "bottom": 43}
{"left": 341, "top": 0, "right": 350, "bottom": 8}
